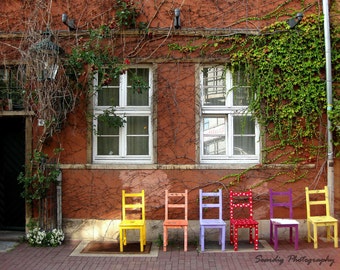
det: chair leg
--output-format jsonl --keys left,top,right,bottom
{"left": 218, "top": 227, "right": 221, "bottom": 245}
{"left": 274, "top": 225, "right": 278, "bottom": 251}
{"left": 289, "top": 227, "right": 293, "bottom": 244}
{"left": 334, "top": 223, "right": 338, "bottom": 248}
{"left": 200, "top": 226, "right": 205, "bottom": 251}
{"left": 140, "top": 228, "right": 144, "bottom": 252}
{"left": 163, "top": 226, "right": 168, "bottom": 252}
{"left": 143, "top": 225, "right": 147, "bottom": 245}
{"left": 249, "top": 227, "right": 253, "bottom": 244}
{"left": 269, "top": 221, "right": 273, "bottom": 244}
{"left": 221, "top": 227, "right": 225, "bottom": 251}
{"left": 230, "top": 225, "right": 234, "bottom": 244}
{"left": 234, "top": 227, "right": 238, "bottom": 251}
{"left": 254, "top": 225, "right": 259, "bottom": 250}
{"left": 119, "top": 228, "right": 124, "bottom": 252}
{"left": 307, "top": 221, "right": 311, "bottom": 243}
{"left": 184, "top": 226, "right": 188, "bottom": 252}
{"left": 313, "top": 224, "right": 318, "bottom": 249}
{"left": 294, "top": 225, "right": 299, "bottom": 250}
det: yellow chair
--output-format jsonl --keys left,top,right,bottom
{"left": 119, "top": 190, "right": 146, "bottom": 252}
{"left": 305, "top": 186, "right": 338, "bottom": 249}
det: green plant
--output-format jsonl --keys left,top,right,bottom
{"left": 67, "top": 26, "right": 125, "bottom": 95}
{"left": 155, "top": 234, "right": 163, "bottom": 247}
{"left": 96, "top": 106, "right": 126, "bottom": 130}
{"left": 18, "top": 150, "right": 61, "bottom": 203}
{"left": 114, "top": 0, "right": 140, "bottom": 29}
{"left": 231, "top": 16, "right": 327, "bottom": 146}
{"left": 329, "top": 97, "right": 340, "bottom": 156}
{"left": 26, "top": 219, "right": 64, "bottom": 247}
{"left": 130, "top": 73, "right": 150, "bottom": 94}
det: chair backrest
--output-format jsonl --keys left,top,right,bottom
{"left": 122, "top": 190, "right": 145, "bottom": 222}
{"left": 305, "top": 186, "right": 331, "bottom": 218}
{"left": 229, "top": 190, "right": 254, "bottom": 220}
{"left": 269, "top": 189, "right": 294, "bottom": 219}
{"left": 199, "top": 189, "right": 223, "bottom": 221}
{"left": 165, "top": 189, "right": 188, "bottom": 221}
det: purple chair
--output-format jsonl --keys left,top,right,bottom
{"left": 269, "top": 189, "right": 299, "bottom": 251}
{"left": 199, "top": 189, "right": 226, "bottom": 251}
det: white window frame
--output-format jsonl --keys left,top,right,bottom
{"left": 93, "top": 65, "right": 153, "bottom": 164}
{"left": 199, "top": 66, "right": 260, "bottom": 164}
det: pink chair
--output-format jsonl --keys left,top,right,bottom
{"left": 163, "top": 190, "right": 188, "bottom": 251}
{"left": 199, "top": 189, "right": 226, "bottom": 251}
{"left": 229, "top": 190, "right": 259, "bottom": 251}
{"left": 269, "top": 189, "right": 299, "bottom": 251}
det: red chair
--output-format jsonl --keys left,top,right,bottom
{"left": 269, "top": 189, "right": 299, "bottom": 250}
{"left": 229, "top": 190, "right": 259, "bottom": 251}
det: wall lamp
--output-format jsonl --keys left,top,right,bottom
{"left": 174, "top": 8, "right": 181, "bottom": 29}
{"left": 287, "top": 13, "right": 303, "bottom": 29}
{"left": 62, "top": 13, "right": 77, "bottom": 31}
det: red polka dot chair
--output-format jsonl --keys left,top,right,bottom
{"left": 229, "top": 190, "right": 259, "bottom": 251}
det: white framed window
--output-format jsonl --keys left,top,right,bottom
{"left": 0, "top": 65, "right": 25, "bottom": 109}
{"left": 200, "top": 66, "right": 260, "bottom": 163}
{"left": 93, "top": 66, "right": 153, "bottom": 164}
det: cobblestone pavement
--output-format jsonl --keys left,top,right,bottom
{"left": 0, "top": 238, "right": 339, "bottom": 270}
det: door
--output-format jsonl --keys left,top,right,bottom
{"left": 0, "top": 116, "right": 25, "bottom": 231}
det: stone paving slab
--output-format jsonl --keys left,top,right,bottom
{"left": 0, "top": 238, "right": 339, "bottom": 270}
{"left": 0, "top": 241, "right": 19, "bottom": 252}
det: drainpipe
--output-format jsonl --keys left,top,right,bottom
{"left": 322, "top": 0, "right": 334, "bottom": 215}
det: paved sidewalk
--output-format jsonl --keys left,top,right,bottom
{"left": 0, "top": 238, "right": 339, "bottom": 270}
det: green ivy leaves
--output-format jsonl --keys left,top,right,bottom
{"left": 231, "top": 15, "right": 328, "bottom": 151}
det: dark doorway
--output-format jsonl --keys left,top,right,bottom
{"left": 0, "top": 117, "right": 25, "bottom": 231}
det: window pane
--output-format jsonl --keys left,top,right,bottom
{"left": 0, "top": 66, "right": 25, "bottom": 107}
{"left": 97, "top": 137, "right": 119, "bottom": 155}
{"left": 232, "top": 70, "right": 250, "bottom": 106}
{"left": 202, "top": 67, "right": 226, "bottom": 106}
{"left": 233, "top": 137, "right": 255, "bottom": 155}
{"left": 127, "top": 69, "right": 149, "bottom": 106}
{"left": 203, "top": 117, "right": 226, "bottom": 155}
{"left": 127, "top": 137, "right": 149, "bottom": 155}
{"left": 127, "top": 116, "right": 149, "bottom": 155}
{"left": 233, "top": 116, "right": 255, "bottom": 155}
{"left": 127, "top": 116, "right": 148, "bottom": 135}
{"left": 233, "top": 116, "right": 255, "bottom": 134}
{"left": 97, "top": 118, "right": 120, "bottom": 135}
{"left": 233, "top": 86, "right": 250, "bottom": 106}
{"left": 97, "top": 77, "right": 119, "bottom": 106}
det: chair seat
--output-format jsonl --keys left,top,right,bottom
{"left": 164, "top": 220, "right": 188, "bottom": 226}
{"left": 231, "top": 218, "right": 258, "bottom": 226}
{"left": 308, "top": 216, "right": 338, "bottom": 223}
{"left": 200, "top": 219, "right": 226, "bottom": 226}
{"left": 271, "top": 218, "right": 299, "bottom": 225}
{"left": 120, "top": 220, "right": 145, "bottom": 227}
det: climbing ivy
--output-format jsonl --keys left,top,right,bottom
{"left": 230, "top": 16, "right": 327, "bottom": 151}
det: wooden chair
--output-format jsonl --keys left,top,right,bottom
{"left": 119, "top": 190, "right": 146, "bottom": 252}
{"left": 229, "top": 190, "right": 259, "bottom": 251}
{"left": 163, "top": 189, "right": 188, "bottom": 251}
{"left": 199, "top": 189, "right": 226, "bottom": 251}
{"left": 269, "top": 189, "right": 299, "bottom": 250}
{"left": 305, "top": 186, "right": 338, "bottom": 249}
